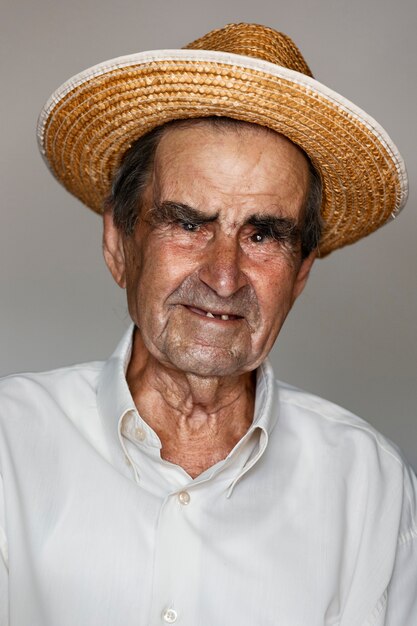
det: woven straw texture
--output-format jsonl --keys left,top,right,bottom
{"left": 38, "top": 23, "right": 407, "bottom": 256}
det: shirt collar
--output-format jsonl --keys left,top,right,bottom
{"left": 97, "top": 325, "right": 137, "bottom": 475}
{"left": 97, "top": 324, "right": 279, "bottom": 484}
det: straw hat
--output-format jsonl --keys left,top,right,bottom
{"left": 37, "top": 23, "right": 408, "bottom": 256}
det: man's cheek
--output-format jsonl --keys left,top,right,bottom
{"left": 156, "top": 255, "right": 199, "bottom": 290}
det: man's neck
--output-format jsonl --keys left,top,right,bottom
{"left": 126, "top": 329, "right": 256, "bottom": 478}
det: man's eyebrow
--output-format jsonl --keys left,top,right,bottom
{"left": 145, "top": 201, "right": 218, "bottom": 225}
{"left": 245, "top": 214, "right": 301, "bottom": 243}
{"left": 144, "top": 204, "right": 301, "bottom": 245}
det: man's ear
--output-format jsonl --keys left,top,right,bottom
{"left": 291, "top": 250, "right": 316, "bottom": 304}
{"left": 102, "top": 210, "right": 127, "bottom": 288}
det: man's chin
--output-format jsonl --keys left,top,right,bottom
{"left": 164, "top": 345, "right": 252, "bottom": 378}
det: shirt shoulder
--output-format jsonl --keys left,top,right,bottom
{"left": 276, "top": 378, "right": 404, "bottom": 462}
{"left": 274, "top": 379, "right": 417, "bottom": 543}
{"left": 0, "top": 361, "right": 104, "bottom": 433}
{"left": 0, "top": 360, "right": 103, "bottom": 395}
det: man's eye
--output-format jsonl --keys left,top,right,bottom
{"left": 250, "top": 231, "right": 268, "bottom": 243}
{"left": 178, "top": 221, "right": 200, "bottom": 232}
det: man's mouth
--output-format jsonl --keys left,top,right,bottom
{"left": 186, "top": 305, "right": 243, "bottom": 321}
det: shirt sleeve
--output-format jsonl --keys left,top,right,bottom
{"left": 0, "top": 474, "right": 8, "bottom": 626}
{"left": 364, "top": 464, "right": 417, "bottom": 626}
{"left": 384, "top": 531, "right": 417, "bottom": 624}
{"left": 384, "top": 463, "right": 417, "bottom": 626}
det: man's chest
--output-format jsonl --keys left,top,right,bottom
{"left": 3, "top": 433, "right": 380, "bottom": 626}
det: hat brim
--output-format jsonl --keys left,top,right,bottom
{"left": 37, "top": 49, "right": 408, "bottom": 256}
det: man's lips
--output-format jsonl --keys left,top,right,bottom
{"left": 185, "top": 305, "right": 243, "bottom": 321}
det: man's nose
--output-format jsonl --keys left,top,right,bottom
{"left": 198, "top": 234, "right": 247, "bottom": 298}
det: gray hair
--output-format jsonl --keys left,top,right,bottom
{"left": 106, "top": 117, "right": 323, "bottom": 258}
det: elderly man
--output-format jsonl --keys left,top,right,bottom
{"left": 0, "top": 23, "right": 416, "bottom": 626}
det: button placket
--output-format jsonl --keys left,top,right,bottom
{"left": 148, "top": 491, "right": 200, "bottom": 624}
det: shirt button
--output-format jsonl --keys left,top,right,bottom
{"left": 162, "top": 608, "right": 177, "bottom": 623}
{"left": 178, "top": 490, "right": 191, "bottom": 505}
{"left": 134, "top": 427, "right": 146, "bottom": 442}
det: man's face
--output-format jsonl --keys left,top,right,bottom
{"left": 104, "top": 123, "right": 315, "bottom": 376}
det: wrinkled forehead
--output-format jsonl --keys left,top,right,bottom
{"left": 152, "top": 117, "right": 309, "bottom": 164}
{"left": 149, "top": 119, "right": 311, "bottom": 219}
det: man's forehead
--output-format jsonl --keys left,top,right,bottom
{"left": 149, "top": 119, "right": 310, "bottom": 219}
{"left": 153, "top": 117, "right": 305, "bottom": 159}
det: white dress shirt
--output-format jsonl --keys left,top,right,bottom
{"left": 0, "top": 326, "right": 416, "bottom": 625}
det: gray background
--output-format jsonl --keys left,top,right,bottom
{"left": 2, "top": 0, "right": 416, "bottom": 468}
